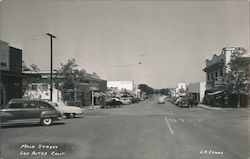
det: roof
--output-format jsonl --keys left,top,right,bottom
{"left": 1, "top": 70, "right": 41, "bottom": 78}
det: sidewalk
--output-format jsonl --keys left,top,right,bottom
{"left": 197, "top": 104, "right": 223, "bottom": 110}
{"left": 198, "top": 104, "right": 250, "bottom": 110}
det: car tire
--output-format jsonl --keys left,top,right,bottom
{"left": 41, "top": 118, "right": 53, "bottom": 126}
{"left": 70, "top": 113, "right": 76, "bottom": 118}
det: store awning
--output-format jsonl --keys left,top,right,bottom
{"left": 99, "top": 92, "right": 106, "bottom": 96}
{"left": 94, "top": 92, "right": 106, "bottom": 97}
{"left": 208, "top": 90, "right": 223, "bottom": 96}
{"left": 1, "top": 70, "right": 41, "bottom": 79}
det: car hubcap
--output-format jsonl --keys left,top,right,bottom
{"left": 44, "top": 118, "right": 51, "bottom": 124}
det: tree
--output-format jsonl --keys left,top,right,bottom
{"left": 159, "top": 88, "right": 170, "bottom": 96}
{"left": 55, "top": 58, "right": 98, "bottom": 102}
{"left": 224, "top": 47, "right": 249, "bottom": 107}
{"left": 30, "top": 64, "right": 40, "bottom": 72}
{"left": 22, "top": 60, "right": 30, "bottom": 71}
{"left": 138, "top": 84, "right": 154, "bottom": 95}
{"left": 56, "top": 58, "right": 79, "bottom": 90}
{"left": 22, "top": 61, "right": 40, "bottom": 72}
{"left": 22, "top": 61, "right": 41, "bottom": 95}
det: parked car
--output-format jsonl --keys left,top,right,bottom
{"left": 176, "top": 97, "right": 188, "bottom": 107}
{"left": 49, "top": 101, "right": 84, "bottom": 118}
{"left": 0, "top": 99, "right": 61, "bottom": 126}
{"left": 173, "top": 97, "right": 182, "bottom": 105}
{"left": 131, "top": 97, "right": 141, "bottom": 103}
{"left": 119, "top": 98, "right": 132, "bottom": 105}
{"left": 175, "top": 96, "right": 198, "bottom": 108}
{"left": 102, "top": 98, "right": 123, "bottom": 108}
{"left": 186, "top": 97, "right": 198, "bottom": 107}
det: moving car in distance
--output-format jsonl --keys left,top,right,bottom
{"left": 49, "top": 101, "right": 84, "bottom": 118}
{"left": 0, "top": 99, "right": 61, "bottom": 126}
{"left": 102, "top": 98, "right": 123, "bottom": 108}
{"left": 158, "top": 96, "right": 165, "bottom": 104}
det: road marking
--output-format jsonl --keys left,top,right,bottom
{"left": 168, "top": 118, "right": 202, "bottom": 123}
{"left": 164, "top": 116, "right": 174, "bottom": 135}
{"left": 168, "top": 119, "right": 178, "bottom": 122}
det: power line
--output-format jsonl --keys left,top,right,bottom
{"left": 3, "top": 34, "right": 47, "bottom": 42}
{"left": 105, "top": 62, "right": 204, "bottom": 77}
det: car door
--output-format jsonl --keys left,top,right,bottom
{"left": 21, "top": 101, "right": 41, "bottom": 119}
{"left": 35, "top": 101, "right": 53, "bottom": 117}
{"left": 0, "top": 102, "right": 24, "bottom": 121}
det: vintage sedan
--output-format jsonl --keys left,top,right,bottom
{"left": 49, "top": 101, "right": 84, "bottom": 118}
{"left": 102, "top": 98, "right": 123, "bottom": 108}
{"left": 0, "top": 99, "right": 61, "bottom": 126}
{"left": 119, "top": 98, "right": 132, "bottom": 105}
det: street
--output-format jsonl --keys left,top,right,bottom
{"left": 0, "top": 97, "right": 249, "bottom": 159}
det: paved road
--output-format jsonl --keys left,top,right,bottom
{"left": 0, "top": 97, "right": 249, "bottom": 159}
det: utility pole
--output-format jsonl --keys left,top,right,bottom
{"left": 46, "top": 33, "right": 56, "bottom": 101}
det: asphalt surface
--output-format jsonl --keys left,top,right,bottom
{"left": 0, "top": 97, "right": 249, "bottom": 159}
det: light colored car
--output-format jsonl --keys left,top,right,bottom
{"left": 158, "top": 96, "right": 165, "bottom": 104}
{"left": 50, "top": 102, "right": 84, "bottom": 118}
{"left": 119, "top": 98, "right": 131, "bottom": 105}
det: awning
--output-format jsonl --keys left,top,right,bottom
{"left": 1, "top": 70, "right": 41, "bottom": 79}
{"left": 99, "top": 92, "right": 106, "bottom": 96}
{"left": 94, "top": 92, "right": 102, "bottom": 97}
{"left": 208, "top": 90, "right": 223, "bottom": 96}
{"left": 94, "top": 92, "right": 107, "bottom": 97}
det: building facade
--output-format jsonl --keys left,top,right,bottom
{"left": 202, "top": 47, "right": 248, "bottom": 107}
{"left": 203, "top": 47, "right": 235, "bottom": 92}
{"left": 187, "top": 82, "right": 206, "bottom": 103}
{"left": 107, "top": 81, "right": 134, "bottom": 92}
{"left": 23, "top": 71, "right": 107, "bottom": 106}
{"left": 0, "top": 40, "right": 38, "bottom": 106}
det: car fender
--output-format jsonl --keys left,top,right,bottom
{"left": 61, "top": 106, "right": 82, "bottom": 114}
{"left": 41, "top": 110, "right": 61, "bottom": 119}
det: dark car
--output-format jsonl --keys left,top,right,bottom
{"left": 176, "top": 97, "right": 198, "bottom": 108}
{"left": 0, "top": 99, "right": 61, "bottom": 126}
{"left": 131, "top": 97, "right": 141, "bottom": 104}
{"left": 102, "top": 98, "right": 123, "bottom": 108}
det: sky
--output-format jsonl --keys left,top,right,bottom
{"left": 0, "top": 0, "right": 249, "bottom": 88}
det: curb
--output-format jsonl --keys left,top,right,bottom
{"left": 198, "top": 105, "right": 222, "bottom": 110}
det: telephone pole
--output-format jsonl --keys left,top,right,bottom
{"left": 46, "top": 33, "right": 56, "bottom": 101}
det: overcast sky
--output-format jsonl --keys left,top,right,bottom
{"left": 0, "top": 0, "right": 249, "bottom": 88}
